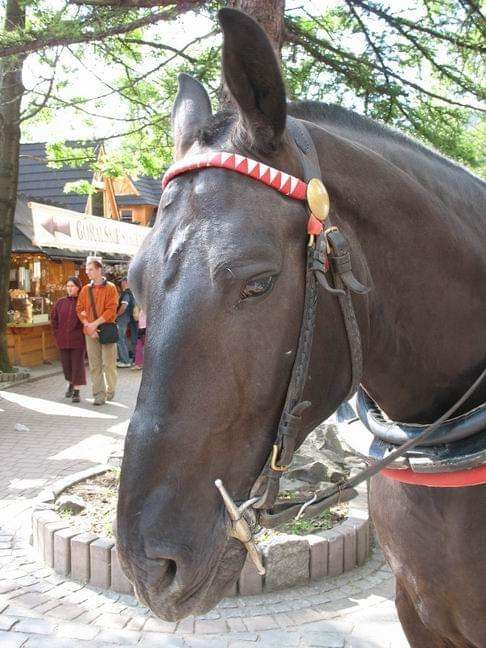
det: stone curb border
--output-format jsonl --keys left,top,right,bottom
{"left": 0, "top": 365, "right": 63, "bottom": 391}
{"left": 31, "top": 465, "right": 370, "bottom": 598}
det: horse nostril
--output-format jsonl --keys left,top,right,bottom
{"left": 164, "top": 559, "right": 177, "bottom": 582}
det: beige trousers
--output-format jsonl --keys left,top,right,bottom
{"left": 85, "top": 335, "right": 117, "bottom": 400}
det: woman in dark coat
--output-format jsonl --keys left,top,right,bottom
{"left": 50, "top": 276, "right": 86, "bottom": 402}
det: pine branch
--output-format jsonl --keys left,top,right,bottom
{"left": 351, "top": 0, "right": 485, "bottom": 53}
{"left": 69, "top": 0, "right": 203, "bottom": 7}
{"left": 285, "top": 19, "right": 485, "bottom": 113}
{"left": 0, "top": 9, "right": 193, "bottom": 58}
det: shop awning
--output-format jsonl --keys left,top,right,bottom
{"left": 13, "top": 199, "right": 149, "bottom": 263}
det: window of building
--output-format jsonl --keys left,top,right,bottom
{"left": 120, "top": 209, "right": 133, "bottom": 223}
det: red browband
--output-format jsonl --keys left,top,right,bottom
{"left": 162, "top": 151, "right": 308, "bottom": 200}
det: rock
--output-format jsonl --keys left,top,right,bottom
{"left": 260, "top": 535, "right": 309, "bottom": 591}
{"left": 14, "top": 423, "right": 30, "bottom": 432}
{"left": 107, "top": 449, "right": 123, "bottom": 467}
{"left": 323, "top": 424, "right": 346, "bottom": 455}
{"left": 288, "top": 459, "right": 346, "bottom": 484}
{"left": 56, "top": 494, "right": 86, "bottom": 514}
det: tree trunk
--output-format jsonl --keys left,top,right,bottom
{"left": 225, "top": 0, "right": 285, "bottom": 56}
{"left": 0, "top": 0, "right": 25, "bottom": 372}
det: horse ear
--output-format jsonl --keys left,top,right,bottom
{"left": 172, "top": 73, "right": 212, "bottom": 159}
{"left": 218, "top": 8, "right": 287, "bottom": 151}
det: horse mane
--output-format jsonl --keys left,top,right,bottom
{"left": 198, "top": 101, "right": 483, "bottom": 192}
{"left": 288, "top": 100, "right": 483, "bottom": 184}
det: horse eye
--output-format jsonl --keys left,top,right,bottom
{"left": 240, "top": 275, "right": 275, "bottom": 300}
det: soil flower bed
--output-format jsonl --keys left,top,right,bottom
{"left": 33, "top": 463, "right": 370, "bottom": 597}
{"left": 58, "top": 468, "right": 347, "bottom": 539}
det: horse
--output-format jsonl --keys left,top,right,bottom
{"left": 116, "top": 8, "right": 486, "bottom": 646}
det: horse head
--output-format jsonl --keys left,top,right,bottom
{"left": 116, "top": 9, "right": 356, "bottom": 620}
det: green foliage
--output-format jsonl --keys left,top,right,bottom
{"left": 5, "top": 1, "right": 485, "bottom": 179}
{"left": 63, "top": 179, "right": 96, "bottom": 196}
{"left": 45, "top": 142, "right": 97, "bottom": 168}
{"left": 284, "top": 509, "right": 335, "bottom": 535}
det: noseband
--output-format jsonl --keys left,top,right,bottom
{"left": 162, "top": 123, "right": 486, "bottom": 574}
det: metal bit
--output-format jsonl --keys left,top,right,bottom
{"left": 215, "top": 479, "right": 265, "bottom": 575}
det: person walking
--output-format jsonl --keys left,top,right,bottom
{"left": 116, "top": 277, "right": 137, "bottom": 368}
{"left": 50, "top": 276, "right": 86, "bottom": 403}
{"left": 76, "top": 257, "right": 119, "bottom": 406}
{"left": 130, "top": 308, "right": 146, "bottom": 371}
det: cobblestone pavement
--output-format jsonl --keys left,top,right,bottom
{"left": 0, "top": 367, "right": 409, "bottom": 647}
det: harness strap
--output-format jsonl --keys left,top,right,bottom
{"left": 250, "top": 118, "right": 368, "bottom": 511}
{"left": 251, "top": 118, "right": 322, "bottom": 509}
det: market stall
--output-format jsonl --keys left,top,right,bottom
{"left": 8, "top": 200, "right": 149, "bottom": 366}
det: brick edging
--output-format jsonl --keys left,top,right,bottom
{"left": 32, "top": 465, "right": 371, "bottom": 597}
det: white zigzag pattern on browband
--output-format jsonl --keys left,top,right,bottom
{"left": 162, "top": 152, "right": 308, "bottom": 200}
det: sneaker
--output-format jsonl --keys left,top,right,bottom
{"left": 93, "top": 397, "right": 105, "bottom": 406}
{"left": 65, "top": 384, "right": 73, "bottom": 398}
{"left": 130, "top": 365, "right": 142, "bottom": 371}
{"left": 117, "top": 362, "right": 132, "bottom": 368}
{"left": 106, "top": 393, "right": 115, "bottom": 401}
{"left": 72, "top": 390, "right": 80, "bottom": 403}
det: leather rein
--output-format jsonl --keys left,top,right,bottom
{"left": 162, "top": 121, "right": 486, "bottom": 572}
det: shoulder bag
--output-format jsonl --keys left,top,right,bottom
{"left": 88, "top": 286, "right": 119, "bottom": 344}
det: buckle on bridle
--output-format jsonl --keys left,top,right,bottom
{"left": 271, "top": 444, "right": 288, "bottom": 472}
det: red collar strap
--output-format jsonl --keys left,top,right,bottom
{"left": 381, "top": 464, "right": 486, "bottom": 487}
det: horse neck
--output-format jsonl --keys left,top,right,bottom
{"left": 309, "top": 123, "right": 486, "bottom": 423}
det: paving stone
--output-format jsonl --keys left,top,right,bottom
{"left": 22, "top": 637, "right": 82, "bottom": 648}
{"left": 304, "top": 631, "right": 345, "bottom": 647}
{"left": 224, "top": 632, "right": 257, "bottom": 642}
{"left": 0, "top": 584, "right": 20, "bottom": 596}
{"left": 335, "top": 527, "right": 357, "bottom": 573}
{"left": 262, "top": 536, "right": 309, "bottom": 592}
{"left": 257, "top": 629, "right": 301, "bottom": 646}
{"left": 13, "top": 617, "right": 57, "bottom": 635}
{"left": 194, "top": 618, "right": 228, "bottom": 634}
{"left": 93, "top": 612, "right": 129, "bottom": 630}
{"left": 95, "top": 628, "right": 141, "bottom": 644}
{"left": 242, "top": 614, "right": 279, "bottom": 632}
{"left": 90, "top": 538, "right": 115, "bottom": 589}
{"left": 308, "top": 535, "right": 329, "bottom": 581}
{"left": 53, "top": 527, "right": 83, "bottom": 576}
{"left": 42, "top": 521, "right": 70, "bottom": 568}
{"left": 327, "top": 531, "right": 344, "bottom": 578}
{"left": 143, "top": 617, "right": 178, "bottom": 633}
{"left": 45, "top": 603, "right": 85, "bottom": 621}
{"left": 5, "top": 592, "right": 46, "bottom": 609}
{"left": 184, "top": 637, "right": 227, "bottom": 648}
{"left": 4, "top": 605, "right": 43, "bottom": 620}
{"left": 138, "top": 636, "right": 188, "bottom": 648}
{"left": 32, "top": 510, "right": 58, "bottom": 557}
{"left": 70, "top": 533, "right": 98, "bottom": 583}
{"left": 126, "top": 615, "right": 148, "bottom": 631}
{"left": 226, "top": 617, "right": 246, "bottom": 633}
{"left": 110, "top": 546, "right": 133, "bottom": 595}
{"left": 0, "top": 616, "right": 19, "bottom": 631}
{"left": 0, "top": 630, "right": 29, "bottom": 647}
{"left": 175, "top": 616, "right": 195, "bottom": 633}
{"left": 237, "top": 555, "right": 263, "bottom": 596}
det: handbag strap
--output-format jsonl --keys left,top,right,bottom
{"left": 88, "top": 285, "right": 98, "bottom": 321}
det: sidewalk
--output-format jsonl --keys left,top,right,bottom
{"left": 0, "top": 367, "right": 409, "bottom": 647}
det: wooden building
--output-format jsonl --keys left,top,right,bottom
{"left": 8, "top": 143, "right": 160, "bottom": 367}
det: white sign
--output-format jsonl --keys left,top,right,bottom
{"left": 29, "top": 202, "right": 150, "bottom": 256}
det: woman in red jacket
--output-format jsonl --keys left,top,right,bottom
{"left": 50, "top": 276, "right": 86, "bottom": 402}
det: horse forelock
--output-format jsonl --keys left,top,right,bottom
{"left": 198, "top": 109, "right": 283, "bottom": 158}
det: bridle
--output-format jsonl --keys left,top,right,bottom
{"left": 162, "top": 120, "right": 486, "bottom": 575}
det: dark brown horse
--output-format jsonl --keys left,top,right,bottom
{"left": 117, "top": 9, "right": 486, "bottom": 646}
